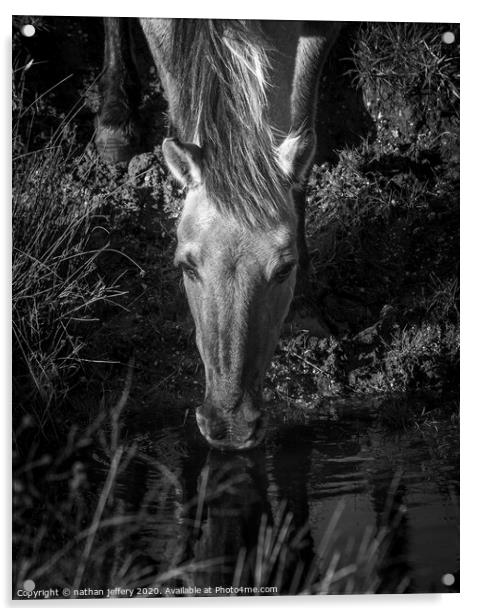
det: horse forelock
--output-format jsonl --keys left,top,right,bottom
{"left": 168, "top": 19, "right": 292, "bottom": 228}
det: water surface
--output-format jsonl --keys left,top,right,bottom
{"left": 104, "top": 396, "right": 459, "bottom": 595}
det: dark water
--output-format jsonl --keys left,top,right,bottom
{"left": 95, "top": 397, "right": 458, "bottom": 596}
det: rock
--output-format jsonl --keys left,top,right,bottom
{"left": 354, "top": 304, "right": 398, "bottom": 344}
{"left": 127, "top": 152, "right": 158, "bottom": 183}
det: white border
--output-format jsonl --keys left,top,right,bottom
{"left": 3, "top": 0, "right": 475, "bottom": 613}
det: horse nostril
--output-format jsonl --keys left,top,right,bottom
{"left": 244, "top": 409, "right": 261, "bottom": 425}
{"left": 239, "top": 399, "right": 261, "bottom": 423}
{"left": 197, "top": 400, "right": 264, "bottom": 449}
{"left": 208, "top": 421, "right": 227, "bottom": 441}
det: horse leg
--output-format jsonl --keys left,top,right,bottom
{"left": 96, "top": 17, "right": 141, "bottom": 163}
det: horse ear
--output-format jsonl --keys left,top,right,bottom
{"left": 278, "top": 130, "right": 316, "bottom": 185}
{"left": 162, "top": 138, "right": 203, "bottom": 188}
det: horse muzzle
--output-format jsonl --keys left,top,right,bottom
{"left": 196, "top": 393, "right": 266, "bottom": 450}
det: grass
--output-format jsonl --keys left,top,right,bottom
{"left": 12, "top": 142, "right": 121, "bottom": 417}
{"left": 353, "top": 22, "right": 459, "bottom": 129}
{"left": 12, "top": 19, "right": 459, "bottom": 597}
{"left": 224, "top": 498, "right": 410, "bottom": 595}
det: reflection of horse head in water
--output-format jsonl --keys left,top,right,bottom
{"left": 176, "top": 445, "right": 315, "bottom": 594}
{"left": 97, "top": 19, "right": 339, "bottom": 450}
{"left": 182, "top": 450, "right": 271, "bottom": 591}
{"left": 106, "top": 419, "right": 422, "bottom": 593}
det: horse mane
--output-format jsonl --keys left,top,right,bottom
{"left": 167, "top": 19, "right": 291, "bottom": 227}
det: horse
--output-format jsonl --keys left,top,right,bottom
{"left": 96, "top": 18, "right": 339, "bottom": 450}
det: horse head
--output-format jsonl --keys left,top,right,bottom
{"left": 163, "top": 135, "right": 309, "bottom": 450}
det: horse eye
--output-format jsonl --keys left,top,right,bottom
{"left": 274, "top": 262, "right": 295, "bottom": 284}
{"left": 181, "top": 263, "right": 199, "bottom": 281}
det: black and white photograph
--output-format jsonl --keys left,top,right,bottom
{"left": 11, "top": 7, "right": 461, "bottom": 601}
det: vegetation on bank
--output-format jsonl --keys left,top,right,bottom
{"left": 270, "top": 22, "right": 459, "bottom": 404}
